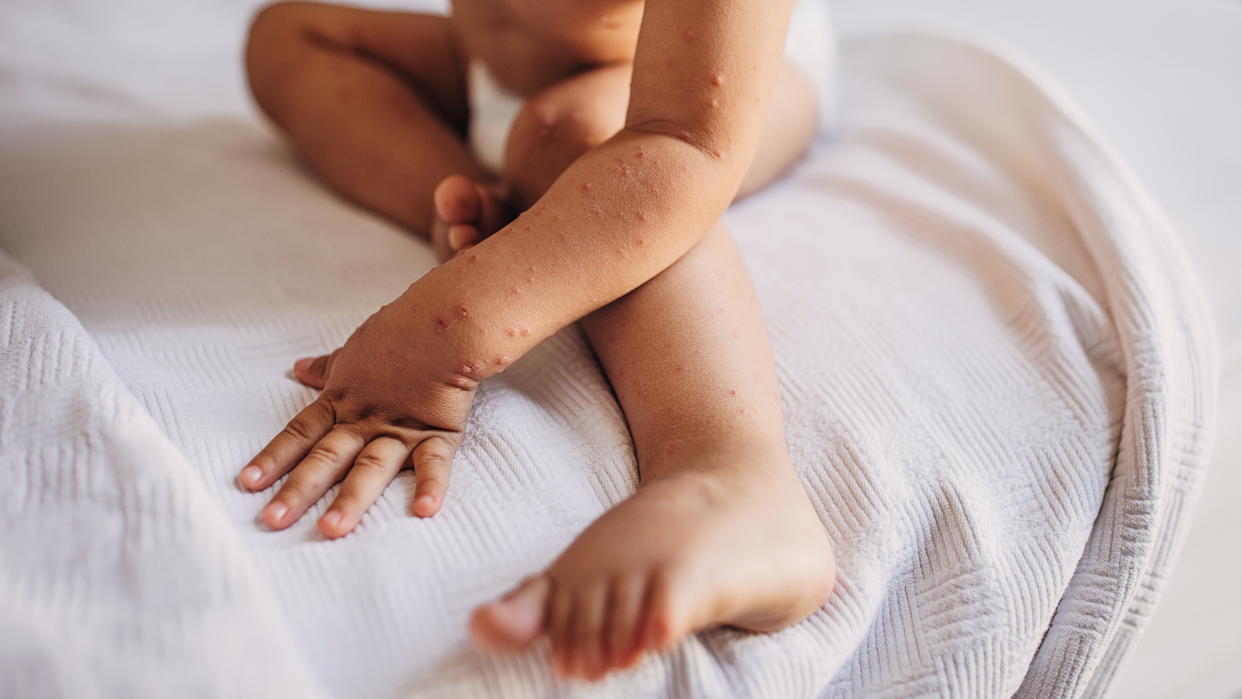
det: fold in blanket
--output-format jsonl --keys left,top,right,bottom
{"left": 0, "top": 32, "right": 1215, "bottom": 699}
{"left": 0, "top": 255, "right": 330, "bottom": 698}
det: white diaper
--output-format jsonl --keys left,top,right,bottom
{"left": 783, "top": 0, "right": 839, "bottom": 133}
{"left": 467, "top": 59, "right": 525, "bottom": 176}
{"left": 466, "top": 0, "right": 838, "bottom": 176}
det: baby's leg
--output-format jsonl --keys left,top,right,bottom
{"left": 467, "top": 65, "right": 833, "bottom": 678}
{"left": 471, "top": 223, "right": 835, "bottom": 678}
{"left": 246, "top": 2, "right": 507, "bottom": 261}
{"left": 437, "top": 61, "right": 819, "bottom": 255}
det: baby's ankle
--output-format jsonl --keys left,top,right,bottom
{"left": 637, "top": 437, "right": 793, "bottom": 487}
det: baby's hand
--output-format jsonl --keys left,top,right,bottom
{"left": 239, "top": 297, "right": 476, "bottom": 538}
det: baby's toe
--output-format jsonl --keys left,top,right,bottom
{"left": 447, "top": 223, "right": 481, "bottom": 253}
{"left": 433, "top": 175, "right": 482, "bottom": 225}
{"left": 470, "top": 574, "right": 551, "bottom": 653}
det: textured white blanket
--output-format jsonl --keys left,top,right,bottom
{"left": 0, "top": 33, "right": 1216, "bottom": 699}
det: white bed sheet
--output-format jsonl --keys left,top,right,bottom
{"left": 0, "top": 0, "right": 1235, "bottom": 697}
{"left": 831, "top": 5, "right": 1242, "bottom": 698}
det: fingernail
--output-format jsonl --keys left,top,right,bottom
{"left": 241, "top": 465, "right": 262, "bottom": 488}
{"left": 264, "top": 501, "right": 288, "bottom": 523}
{"left": 413, "top": 494, "right": 437, "bottom": 517}
{"left": 294, "top": 357, "right": 313, "bottom": 373}
{"left": 322, "top": 510, "right": 342, "bottom": 528}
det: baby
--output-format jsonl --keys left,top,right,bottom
{"left": 239, "top": 0, "right": 836, "bottom": 680}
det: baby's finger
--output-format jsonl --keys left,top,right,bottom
{"left": 293, "top": 349, "right": 340, "bottom": 389}
{"left": 318, "top": 436, "right": 409, "bottom": 538}
{"left": 411, "top": 436, "right": 456, "bottom": 518}
{"left": 240, "top": 398, "right": 335, "bottom": 492}
{"left": 261, "top": 426, "right": 365, "bottom": 529}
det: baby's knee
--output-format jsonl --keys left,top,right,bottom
{"left": 248, "top": 2, "right": 308, "bottom": 44}
{"left": 508, "top": 93, "right": 618, "bottom": 165}
{"left": 499, "top": 68, "right": 629, "bottom": 207}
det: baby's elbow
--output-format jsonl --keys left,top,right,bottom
{"left": 626, "top": 120, "right": 720, "bottom": 161}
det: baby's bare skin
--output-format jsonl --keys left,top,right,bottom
{"left": 242, "top": 0, "right": 834, "bottom": 679}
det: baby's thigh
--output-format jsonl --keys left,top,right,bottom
{"left": 502, "top": 64, "right": 633, "bottom": 205}
{"left": 249, "top": 3, "right": 470, "bottom": 125}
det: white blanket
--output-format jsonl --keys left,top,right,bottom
{"left": 0, "top": 32, "right": 1216, "bottom": 699}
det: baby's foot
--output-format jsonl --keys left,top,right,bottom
{"left": 470, "top": 458, "right": 835, "bottom": 680}
{"left": 430, "top": 175, "right": 510, "bottom": 263}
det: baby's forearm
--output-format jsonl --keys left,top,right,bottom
{"left": 403, "top": 0, "right": 794, "bottom": 385}
{"left": 400, "top": 127, "right": 748, "bottom": 385}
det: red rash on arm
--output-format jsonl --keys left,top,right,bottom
{"left": 403, "top": 0, "right": 796, "bottom": 387}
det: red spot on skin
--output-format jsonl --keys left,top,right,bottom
{"left": 639, "top": 212, "right": 647, "bottom": 221}
{"left": 583, "top": 182, "right": 593, "bottom": 192}
{"left": 675, "top": 365, "right": 684, "bottom": 372}
{"left": 527, "top": 277, "right": 535, "bottom": 283}
{"left": 507, "top": 328, "right": 518, "bottom": 338}
{"left": 713, "top": 150, "right": 723, "bottom": 159}
{"left": 712, "top": 74, "right": 723, "bottom": 86}
{"left": 510, "top": 287, "right": 520, "bottom": 295}
{"left": 525, "top": 225, "right": 532, "bottom": 232}
{"left": 638, "top": 238, "right": 645, "bottom": 244}
{"left": 729, "top": 389, "right": 737, "bottom": 395}
{"left": 529, "top": 265, "right": 536, "bottom": 272}
{"left": 519, "top": 328, "right": 531, "bottom": 337}
{"left": 553, "top": 215, "right": 561, "bottom": 221}
{"left": 682, "top": 29, "right": 694, "bottom": 42}
{"left": 469, "top": 255, "right": 478, "bottom": 263}
{"left": 740, "top": 408, "right": 746, "bottom": 414}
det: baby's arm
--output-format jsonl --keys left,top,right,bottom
{"left": 242, "top": 0, "right": 797, "bottom": 534}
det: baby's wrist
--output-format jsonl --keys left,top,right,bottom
{"left": 397, "top": 278, "right": 539, "bottom": 390}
